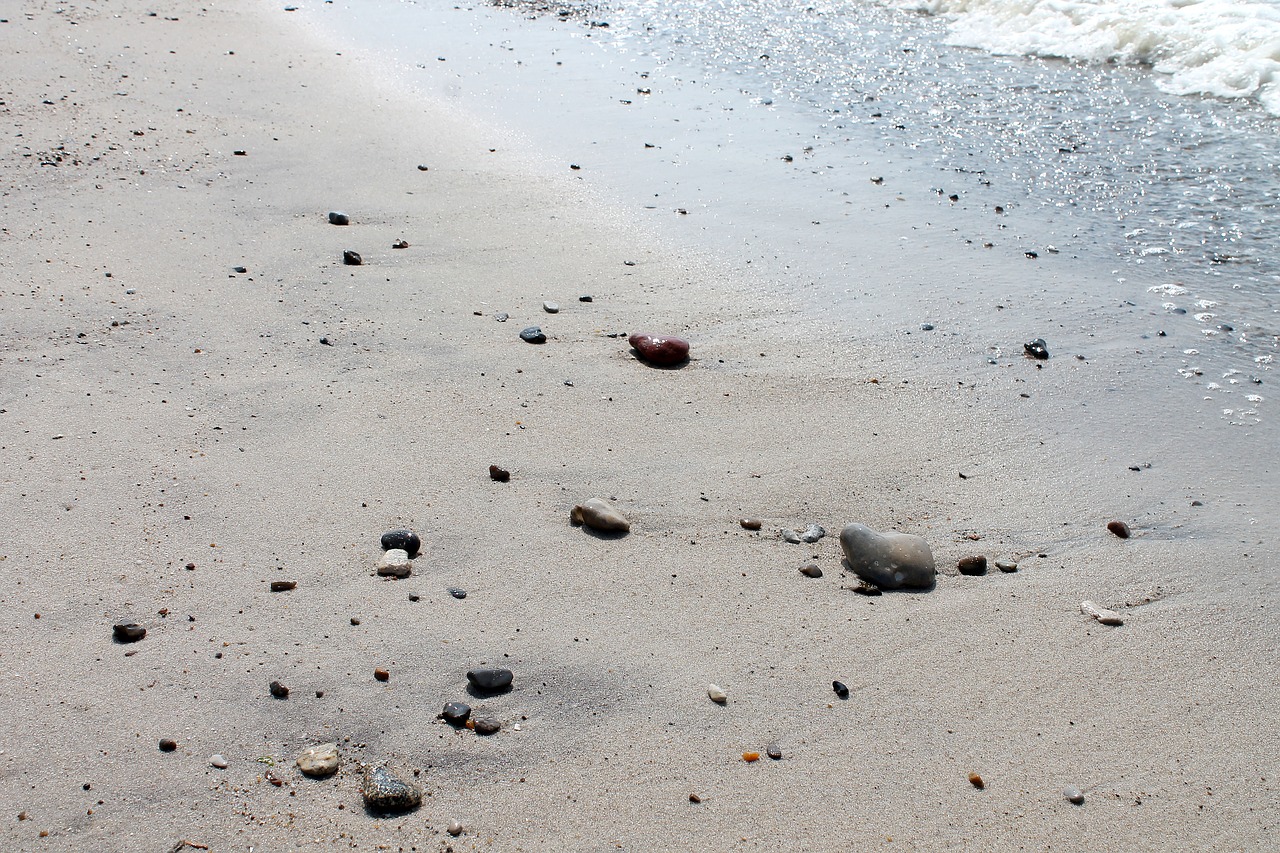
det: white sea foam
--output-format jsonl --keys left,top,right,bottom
{"left": 898, "top": 0, "right": 1280, "bottom": 114}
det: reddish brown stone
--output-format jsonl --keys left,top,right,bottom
{"left": 629, "top": 332, "right": 690, "bottom": 367}
{"left": 1107, "top": 520, "right": 1131, "bottom": 539}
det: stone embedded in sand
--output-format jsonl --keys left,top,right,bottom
{"left": 342, "top": 250, "right": 362, "bottom": 266}
{"left": 113, "top": 622, "right": 146, "bottom": 643}
{"left": 269, "top": 580, "right": 297, "bottom": 592}
{"left": 968, "top": 772, "right": 985, "bottom": 789}
{"left": 489, "top": 464, "right": 510, "bottom": 482}
{"left": 799, "top": 563, "right": 823, "bottom": 578}
{"left": 296, "top": 743, "right": 339, "bottom": 778}
{"left": 520, "top": 326, "right": 546, "bottom": 344}
{"left": 377, "top": 549, "right": 412, "bottom": 578}
{"left": 780, "top": 528, "right": 802, "bottom": 544}
{"left": 374, "top": 667, "right": 390, "bottom": 682}
{"left": 766, "top": 743, "right": 782, "bottom": 760}
{"left": 448, "top": 587, "right": 467, "bottom": 599}
{"left": 994, "top": 556, "right": 1019, "bottom": 573}
{"left": 1081, "top": 600, "right": 1123, "bottom": 626}
{"left": 570, "top": 498, "right": 630, "bottom": 534}
{"left": 851, "top": 580, "right": 882, "bottom": 596}
{"left": 447, "top": 820, "right": 464, "bottom": 836}
{"left": 707, "top": 684, "right": 727, "bottom": 704}
{"left": 159, "top": 738, "right": 177, "bottom": 752}
{"left": 361, "top": 766, "right": 422, "bottom": 813}
{"left": 467, "top": 667, "right": 513, "bottom": 693}
{"left": 628, "top": 332, "right": 689, "bottom": 366}
{"left": 957, "top": 555, "right": 988, "bottom": 576}
{"left": 269, "top": 680, "right": 290, "bottom": 699}
{"left": 1107, "top": 520, "right": 1131, "bottom": 539}
{"left": 839, "top": 523, "right": 936, "bottom": 590}
{"left": 1024, "top": 338, "right": 1049, "bottom": 359}
{"left": 799, "top": 523, "right": 826, "bottom": 543}
{"left": 210, "top": 754, "right": 228, "bottom": 769}
{"left": 440, "top": 701, "right": 472, "bottom": 726}
{"left": 380, "top": 528, "right": 421, "bottom": 556}
{"left": 328, "top": 211, "right": 349, "bottom": 225}
{"left": 1063, "top": 786, "right": 1085, "bottom": 805}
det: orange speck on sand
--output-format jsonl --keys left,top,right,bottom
{"left": 742, "top": 752, "right": 760, "bottom": 762}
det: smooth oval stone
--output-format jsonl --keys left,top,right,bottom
{"left": 447, "top": 820, "right": 464, "bottom": 836}
{"left": 1107, "top": 520, "right": 1131, "bottom": 539}
{"left": 159, "top": 738, "right": 177, "bottom": 752}
{"left": 448, "top": 587, "right": 467, "bottom": 599}
{"left": 520, "top": 326, "right": 546, "bottom": 344}
{"left": 113, "top": 622, "right": 146, "bottom": 643}
{"left": 328, "top": 211, "right": 349, "bottom": 225}
{"left": 342, "top": 250, "right": 362, "bottom": 266}
{"left": 570, "top": 498, "right": 630, "bottom": 534}
{"left": 380, "top": 529, "right": 421, "bottom": 555}
{"left": 361, "top": 766, "right": 422, "bottom": 813}
{"left": 543, "top": 301, "right": 559, "bottom": 313}
{"left": 707, "top": 684, "right": 727, "bottom": 704}
{"left": 210, "top": 754, "right": 228, "bottom": 769}
{"left": 474, "top": 717, "right": 500, "bottom": 736}
{"left": 994, "top": 556, "right": 1019, "bottom": 573}
{"left": 739, "top": 518, "right": 762, "bottom": 531}
{"left": 1063, "top": 786, "right": 1085, "bottom": 805}
{"left": 377, "top": 549, "right": 411, "bottom": 578}
{"left": 296, "top": 743, "right": 339, "bottom": 778}
{"left": 1024, "top": 338, "right": 1050, "bottom": 359}
{"left": 799, "top": 564, "right": 823, "bottom": 578}
{"left": 839, "top": 523, "right": 936, "bottom": 590}
{"left": 467, "top": 667, "right": 513, "bottom": 693}
{"left": 1081, "top": 600, "right": 1123, "bottom": 626}
{"left": 440, "top": 701, "right": 472, "bottom": 726}
{"left": 269, "top": 580, "right": 297, "bottom": 592}
{"left": 766, "top": 743, "right": 782, "bottom": 760}
{"left": 628, "top": 332, "right": 690, "bottom": 366}
{"left": 957, "top": 555, "right": 988, "bottom": 576}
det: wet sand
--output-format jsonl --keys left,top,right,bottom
{"left": 1, "top": 2, "right": 1276, "bottom": 850}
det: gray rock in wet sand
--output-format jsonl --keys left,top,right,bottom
{"left": 839, "top": 522, "right": 936, "bottom": 590}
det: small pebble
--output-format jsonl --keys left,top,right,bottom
{"left": 159, "top": 738, "right": 177, "bottom": 752}
{"left": 1106, "top": 520, "right": 1131, "bottom": 539}
{"left": 489, "top": 464, "right": 510, "bottom": 482}
{"left": 766, "top": 743, "right": 782, "bottom": 760}
{"left": 269, "top": 580, "right": 297, "bottom": 592}
{"left": 579, "top": 295, "right": 593, "bottom": 302}
{"left": 707, "top": 684, "right": 727, "bottom": 704}
{"left": 374, "top": 668, "right": 390, "bottom": 682}
{"left": 417, "top": 164, "right": 430, "bottom": 171}
{"left": 629, "top": 332, "right": 690, "bottom": 367}
{"left": 739, "top": 518, "right": 762, "bottom": 531}
{"left": 742, "top": 752, "right": 760, "bottom": 762}
{"left": 994, "top": 556, "right": 1019, "bottom": 573}
{"left": 570, "top": 498, "right": 630, "bottom": 534}
{"left": 342, "top": 250, "right": 362, "bottom": 266}
{"left": 474, "top": 717, "right": 501, "bottom": 736}
{"left": 494, "top": 312, "right": 509, "bottom": 322}
{"left": 377, "top": 549, "right": 412, "bottom": 578}
{"left": 689, "top": 793, "right": 702, "bottom": 804}
{"left": 467, "top": 667, "right": 513, "bottom": 693}
{"left": 1081, "top": 600, "right": 1123, "bottom": 626}
{"left": 361, "top": 766, "right": 422, "bottom": 813}
{"left": 269, "top": 680, "right": 289, "bottom": 699}
{"left": 957, "top": 555, "right": 988, "bottom": 576}
{"left": 543, "top": 301, "right": 559, "bottom": 313}
{"left": 448, "top": 587, "right": 467, "bottom": 600}
{"left": 113, "top": 622, "right": 146, "bottom": 643}
{"left": 296, "top": 743, "right": 339, "bottom": 778}
{"left": 440, "top": 701, "right": 472, "bottom": 726}
{"left": 851, "top": 581, "right": 882, "bottom": 596}
{"left": 520, "top": 326, "right": 546, "bottom": 344}
{"left": 799, "top": 564, "right": 823, "bottom": 578}
{"left": 1063, "top": 786, "right": 1084, "bottom": 805}
{"left": 968, "top": 772, "right": 985, "bottom": 789}
{"left": 233, "top": 266, "right": 247, "bottom": 273}
{"left": 210, "top": 754, "right": 228, "bottom": 769}
{"left": 780, "top": 528, "right": 802, "bottom": 544}
{"left": 1024, "top": 338, "right": 1050, "bottom": 359}
{"left": 328, "top": 211, "right": 349, "bottom": 225}
{"left": 447, "top": 820, "right": 464, "bottom": 837}
{"left": 380, "top": 528, "right": 421, "bottom": 556}
{"left": 832, "top": 680, "right": 850, "bottom": 700}
{"left": 392, "top": 239, "right": 409, "bottom": 249}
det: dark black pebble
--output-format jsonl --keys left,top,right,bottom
{"left": 921, "top": 323, "right": 935, "bottom": 331}
{"left": 448, "top": 588, "right": 467, "bottom": 600}
{"left": 113, "top": 623, "right": 146, "bottom": 643}
{"left": 270, "top": 580, "right": 297, "bottom": 592}
{"left": 342, "top": 250, "right": 363, "bottom": 266}
{"left": 489, "top": 464, "right": 510, "bottom": 482}
{"left": 833, "top": 680, "right": 850, "bottom": 700}
{"left": 520, "top": 326, "right": 547, "bottom": 344}
{"left": 381, "top": 528, "right": 421, "bottom": 557}
{"left": 474, "top": 717, "right": 501, "bottom": 736}
{"left": 328, "top": 211, "right": 349, "bottom": 225}
{"left": 1024, "top": 338, "right": 1050, "bottom": 359}
{"left": 852, "top": 581, "right": 882, "bottom": 596}
{"left": 957, "top": 555, "right": 988, "bottom": 576}
{"left": 408, "top": 593, "right": 420, "bottom": 602}
{"left": 319, "top": 337, "right": 332, "bottom": 346}
{"left": 440, "top": 701, "right": 472, "bottom": 726}
{"left": 158, "top": 738, "right": 177, "bottom": 752}
{"left": 467, "top": 667, "right": 513, "bottom": 694}
{"left": 417, "top": 164, "right": 429, "bottom": 171}
{"left": 766, "top": 743, "right": 782, "bottom": 760}
{"left": 579, "top": 295, "right": 593, "bottom": 302}
{"left": 233, "top": 266, "right": 247, "bottom": 274}
{"left": 269, "top": 680, "right": 290, "bottom": 699}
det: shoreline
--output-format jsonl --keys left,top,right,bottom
{"left": 0, "top": 2, "right": 1275, "bottom": 850}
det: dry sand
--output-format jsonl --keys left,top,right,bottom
{"left": 1, "top": 2, "right": 1277, "bottom": 850}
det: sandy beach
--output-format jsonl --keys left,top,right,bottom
{"left": 1, "top": 2, "right": 1277, "bottom": 850}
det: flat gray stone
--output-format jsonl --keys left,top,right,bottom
{"left": 839, "top": 523, "right": 936, "bottom": 590}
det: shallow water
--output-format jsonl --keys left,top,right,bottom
{"left": 310, "top": 0, "right": 1276, "bottom": 427}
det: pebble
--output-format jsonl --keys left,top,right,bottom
{"left": 839, "top": 523, "right": 936, "bottom": 589}
{"left": 447, "top": 820, "right": 464, "bottom": 837}
{"left": 113, "top": 622, "right": 146, "bottom": 643}
{"left": 957, "top": 555, "right": 988, "bottom": 576}
{"left": 489, "top": 464, "right": 510, "bottom": 482}
{"left": 392, "top": 239, "right": 409, "bottom": 249}
{"left": 1107, "top": 520, "right": 1131, "bottom": 539}
{"left": 628, "top": 332, "right": 690, "bottom": 367}
{"left": 579, "top": 295, "right": 593, "bottom": 302}
{"left": 851, "top": 581, "right": 882, "bottom": 596}
{"left": 440, "top": 701, "right": 472, "bottom": 726}
{"left": 380, "top": 528, "right": 421, "bottom": 556}
{"left": 780, "top": 528, "right": 802, "bottom": 544}
{"left": 832, "top": 680, "right": 850, "bottom": 700}
{"left": 1063, "top": 786, "right": 1085, "bottom": 805}
{"left": 1081, "top": 600, "right": 1123, "bottom": 626}
{"left": 377, "top": 549, "right": 412, "bottom": 578}
{"left": 520, "top": 326, "right": 547, "bottom": 344}
{"left": 210, "top": 754, "right": 228, "bottom": 769}
{"left": 328, "top": 211, "right": 349, "bottom": 225}
{"left": 799, "top": 523, "right": 826, "bottom": 543}
{"left": 742, "top": 752, "right": 760, "bottom": 762}
{"left": 994, "top": 556, "right": 1019, "bottom": 573}
{"left": 269, "top": 680, "right": 290, "bottom": 699}
{"left": 766, "top": 743, "right": 782, "bottom": 760}
{"left": 361, "top": 766, "right": 422, "bottom": 814}
{"left": 448, "top": 587, "right": 467, "bottom": 599}
{"left": 374, "top": 667, "right": 390, "bottom": 682}
{"left": 689, "top": 793, "right": 702, "bottom": 804}
{"left": 1024, "top": 338, "right": 1050, "bottom": 359}
{"left": 159, "top": 738, "right": 177, "bottom": 752}
{"left": 494, "top": 312, "right": 509, "bottom": 322}
{"left": 342, "top": 250, "right": 362, "bottom": 266}
{"left": 968, "top": 772, "right": 985, "bottom": 789}
{"left": 799, "top": 563, "right": 823, "bottom": 578}
{"left": 417, "top": 164, "right": 430, "bottom": 171}
{"left": 543, "top": 301, "right": 559, "bottom": 313}
{"left": 739, "top": 518, "right": 762, "bottom": 531}
{"left": 296, "top": 743, "right": 339, "bottom": 778}
{"left": 233, "top": 266, "right": 247, "bottom": 274}
{"left": 474, "top": 717, "right": 501, "bottom": 736}
{"left": 269, "top": 580, "right": 297, "bottom": 592}
{"left": 570, "top": 498, "right": 630, "bottom": 534}
{"left": 920, "top": 323, "right": 935, "bottom": 331}
{"left": 707, "top": 684, "right": 727, "bottom": 704}
{"left": 467, "top": 667, "right": 513, "bottom": 694}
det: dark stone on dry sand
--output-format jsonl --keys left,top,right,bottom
{"left": 113, "top": 623, "right": 146, "bottom": 643}
{"left": 520, "top": 326, "right": 547, "bottom": 344}
{"left": 957, "top": 555, "right": 988, "bottom": 576}
{"left": 1024, "top": 338, "right": 1050, "bottom": 359}
{"left": 467, "top": 667, "right": 513, "bottom": 693}
{"left": 833, "top": 680, "right": 850, "bottom": 700}
{"left": 489, "top": 464, "right": 510, "bottom": 482}
{"left": 342, "top": 250, "right": 362, "bottom": 265}
{"left": 1107, "top": 520, "right": 1131, "bottom": 538}
{"left": 269, "top": 680, "right": 290, "bottom": 699}
{"left": 440, "top": 701, "right": 472, "bottom": 726}
{"left": 158, "top": 738, "right": 177, "bottom": 752}
{"left": 474, "top": 717, "right": 501, "bottom": 735}
{"left": 380, "top": 528, "right": 421, "bottom": 556}
{"left": 629, "top": 332, "right": 689, "bottom": 366}
{"left": 449, "top": 587, "right": 467, "bottom": 599}
{"left": 361, "top": 766, "right": 422, "bottom": 814}
{"left": 328, "top": 211, "right": 349, "bottom": 225}
{"left": 270, "top": 580, "right": 297, "bottom": 592}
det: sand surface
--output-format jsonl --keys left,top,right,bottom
{"left": 1, "top": 2, "right": 1277, "bottom": 851}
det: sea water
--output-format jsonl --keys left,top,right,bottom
{"left": 308, "top": 0, "right": 1277, "bottom": 426}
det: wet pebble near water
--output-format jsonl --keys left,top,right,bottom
{"left": 361, "top": 766, "right": 422, "bottom": 814}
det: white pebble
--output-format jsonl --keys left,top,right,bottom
{"left": 210, "top": 754, "right": 228, "bottom": 769}
{"left": 1081, "top": 600, "right": 1123, "bottom": 626}
{"left": 447, "top": 820, "right": 464, "bottom": 836}
{"left": 543, "top": 301, "right": 559, "bottom": 313}
{"left": 707, "top": 684, "right": 727, "bottom": 704}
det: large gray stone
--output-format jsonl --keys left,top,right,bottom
{"left": 839, "top": 523, "right": 936, "bottom": 590}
